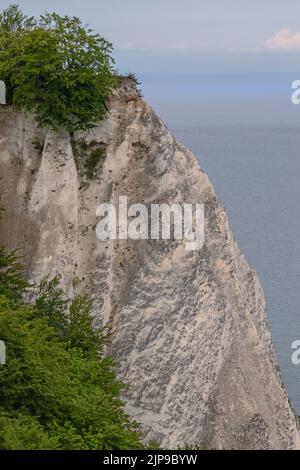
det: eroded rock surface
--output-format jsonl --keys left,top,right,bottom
{"left": 0, "top": 78, "right": 299, "bottom": 449}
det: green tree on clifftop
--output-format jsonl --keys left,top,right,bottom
{"left": 0, "top": 5, "right": 116, "bottom": 131}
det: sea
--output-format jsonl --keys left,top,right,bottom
{"left": 141, "top": 73, "right": 300, "bottom": 414}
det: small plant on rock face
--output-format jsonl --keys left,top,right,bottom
{"left": 32, "top": 137, "right": 44, "bottom": 156}
{"left": 118, "top": 72, "right": 142, "bottom": 96}
{"left": 126, "top": 73, "right": 141, "bottom": 85}
{"left": 85, "top": 145, "right": 106, "bottom": 178}
{"left": 72, "top": 138, "right": 107, "bottom": 179}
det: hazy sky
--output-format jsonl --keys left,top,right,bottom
{"left": 1, "top": 0, "right": 300, "bottom": 74}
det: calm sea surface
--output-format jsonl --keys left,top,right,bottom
{"left": 141, "top": 74, "right": 300, "bottom": 414}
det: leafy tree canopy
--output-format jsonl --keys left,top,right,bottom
{"left": 0, "top": 245, "right": 144, "bottom": 450}
{"left": 0, "top": 5, "right": 116, "bottom": 131}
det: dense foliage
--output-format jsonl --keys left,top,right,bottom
{"left": 0, "top": 246, "right": 144, "bottom": 450}
{"left": 0, "top": 5, "right": 116, "bottom": 131}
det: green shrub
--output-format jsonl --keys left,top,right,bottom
{"left": 0, "top": 246, "right": 144, "bottom": 449}
{"left": 0, "top": 413, "right": 60, "bottom": 450}
{"left": 0, "top": 246, "right": 28, "bottom": 299}
{"left": 0, "top": 5, "right": 116, "bottom": 132}
{"left": 85, "top": 145, "right": 106, "bottom": 178}
{"left": 72, "top": 138, "right": 106, "bottom": 178}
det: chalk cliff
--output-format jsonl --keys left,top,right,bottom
{"left": 0, "top": 78, "right": 299, "bottom": 449}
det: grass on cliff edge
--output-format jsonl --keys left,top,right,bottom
{"left": 0, "top": 245, "right": 145, "bottom": 450}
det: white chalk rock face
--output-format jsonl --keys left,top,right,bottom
{"left": 27, "top": 130, "right": 78, "bottom": 295}
{"left": 0, "top": 79, "right": 299, "bottom": 449}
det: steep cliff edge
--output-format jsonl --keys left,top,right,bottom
{"left": 0, "top": 78, "right": 299, "bottom": 449}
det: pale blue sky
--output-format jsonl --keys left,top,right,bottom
{"left": 1, "top": 0, "right": 300, "bottom": 73}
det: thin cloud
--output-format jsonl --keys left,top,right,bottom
{"left": 265, "top": 29, "right": 300, "bottom": 51}
{"left": 116, "top": 42, "right": 204, "bottom": 51}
